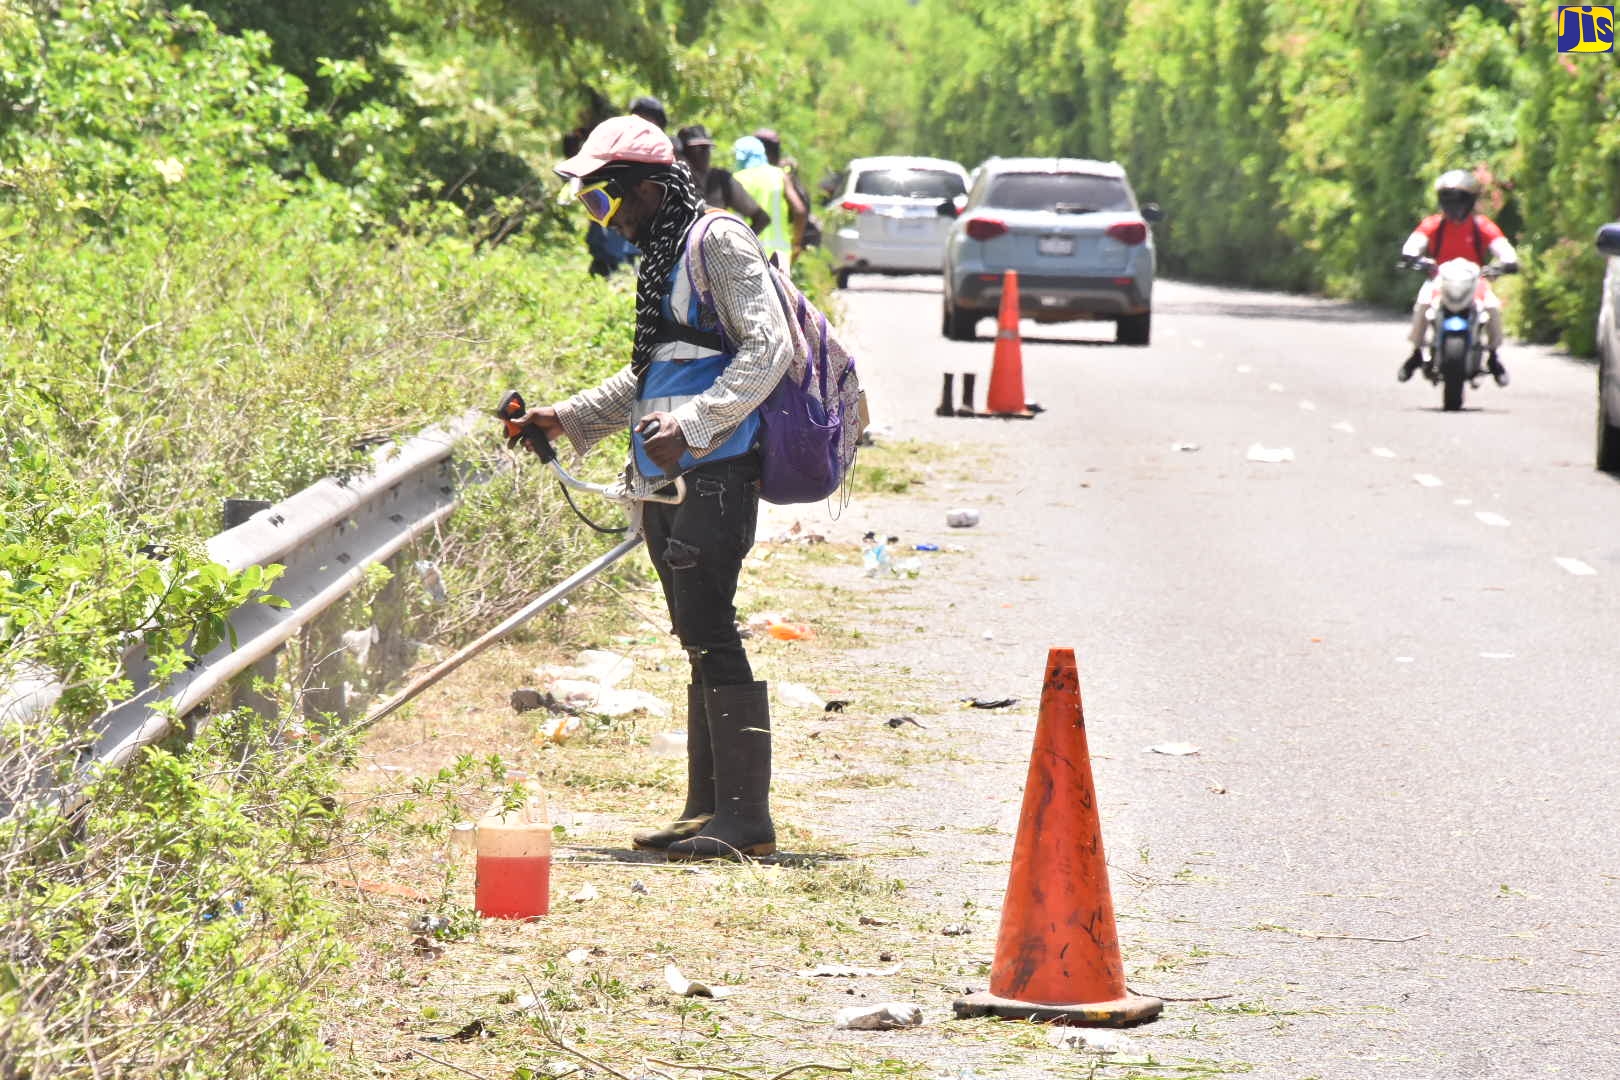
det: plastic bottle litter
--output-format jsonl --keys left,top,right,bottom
{"left": 474, "top": 795, "right": 551, "bottom": 919}
{"left": 537, "top": 715, "right": 583, "bottom": 745}
{"left": 914, "top": 542, "right": 940, "bottom": 552}
{"left": 775, "top": 681, "right": 827, "bottom": 711}
{"left": 861, "top": 531, "right": 893, "bottom": 577}
{"left": 648, "top": 731, "right": 687, "bottom": 757}
{"left": 946, "top": 508, "right": 981, "bottom": 528}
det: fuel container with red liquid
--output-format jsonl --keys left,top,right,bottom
{"left": 474, "top": 796, "right": 551, "bottom": 919}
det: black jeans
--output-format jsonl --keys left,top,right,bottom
{"left": 643, "top": 453, "right": 760, "bottom": 687}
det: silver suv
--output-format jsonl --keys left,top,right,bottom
{"left": 942, "top": 158, "right": 1161, "bottom": 344}
{"left": 824, "top": 156, "right": 970, "bottom": 288}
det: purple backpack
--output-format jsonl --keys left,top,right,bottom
{"left": 684, "top": 213, "right": 867, "bottom": 505}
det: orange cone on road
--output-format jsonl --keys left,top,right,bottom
{"left": 953, "top": 648, "right": 1162, "bottom": 1026}
{"left": 984, "top": 270, "right": 1034, "bottom": 418}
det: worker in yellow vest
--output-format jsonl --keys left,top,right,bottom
{"left": 732, "top": 135, "right": 805, "bottom": 269}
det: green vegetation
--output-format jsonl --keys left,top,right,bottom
{"left": 2, "top": 0, "right": 1616, "bottom": 1074}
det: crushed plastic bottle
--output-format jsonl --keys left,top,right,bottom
{"left": 861, "top": 531, "right": 893, "bottom": 577}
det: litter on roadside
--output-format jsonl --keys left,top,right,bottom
{"left": 946, "top": 507, "right": 981, "bottom": 528}
{"left": 536, "top": 716, "right": 583, "bottom": 745}
{"left": 1050, "top": 1028, "right": 1134, "bottom": 1054}
{"left": 1171, "top": 442, "right": 1201, "bottom": 453}
{"left": 648, "top": 731, "right": 687, "bottom": 757}
{"left": 1148, "top": 742, "right": 1201, "bottom": 756}
{"left": 1245, "top": 442, "right": 1295, "bottom": 463}
{"left": 834, "top": 1002, "right": 924, "bottom": 1031}
{"left": 798, "top": 962, "right": 903, "bottom": 978}
{"left": 824, "top": 699, "right": 850, "bottom": 713}
{"left": 765, "top": 521, "right": 828, "bottom": 544}
{"left": 775, "top": 681, "right": 826, "bottom": 711}
{"left": 569, "top": 884, "right": 598, "bottom": 904}
{"left": 886, "top": 715, "right": 925, "bottom": 729}
{"left": 940, "top": 923, "right": 971, "bottom": 936}
{"left": 665, "top": 963, "right": 729, "bottom": 998}
{"left": 965, "top": 696, "right": 1017, "bottom": 710}
{"left": 565, "top": 948, "right": 591, "bottom": 964}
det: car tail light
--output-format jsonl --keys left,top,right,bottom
{"left": 1106, "top": 220, "right": 1148, "bottom": 245}
{"left": 840, "top": 199, "right": 873, "bottom": 213}
{"left": 965, "top": 217, "right": 1008, "bottom": 242}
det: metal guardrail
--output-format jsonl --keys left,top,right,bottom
{"left": 71, "top": 409, "right": 483, "bottom": 774}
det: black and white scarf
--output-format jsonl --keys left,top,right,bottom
{"left": 624, "top": 161, "right": 708, "bottom": 378}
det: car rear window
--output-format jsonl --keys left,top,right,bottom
{"left": 984, "top": 173, "right": 1134, "bottom": 213}
{"left": 853, "top": 169, "right": 966, "bottom": 199}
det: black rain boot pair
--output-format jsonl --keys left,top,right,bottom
{"left": 632, "top": 684, "right": 713, "bottom": 850}
{"left": 667, "top": 681, "right": 776, "bottom": 861}
{"left": 1397, "top": 348, "right": 1423, "bottom": 382}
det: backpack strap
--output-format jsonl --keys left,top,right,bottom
{"left": 650, "top": 318, "right": 724, "bottom": 351}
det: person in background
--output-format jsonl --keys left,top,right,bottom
{"left": 753, "top": 127, "right": 819, "bottom": 249}
{"left": 732, "top": 135, "right": 805, "bottom": 269}
{"left": 675, "top": 124, "right": 768, "bottom": 233}
{"left": 522, "top": 115, "right": 793, "bottom": 861}
{"left": 627, "top": 94, "right": 669, "bottom": 133}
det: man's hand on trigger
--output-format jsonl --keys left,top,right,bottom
{"left": 636, "top": 410, "right": 688, "bottom": 473}
{"left": 522, "top": 406, "right": 564, "bottom": 441}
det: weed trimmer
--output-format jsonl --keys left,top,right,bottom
{"left": 364, "top": 391, "right": 684, "bottom": 726}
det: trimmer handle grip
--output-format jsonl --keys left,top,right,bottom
{"left": 496, "top": 389, "right": 556, "bottom": 464}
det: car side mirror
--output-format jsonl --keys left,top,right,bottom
{"left": 1141, "top": 202, "right": 1165, "bottom": 224}
{"left": 937, "top": 198, "right": 961, "bottom": 218}
{"left": 1597, "top": 222, "right": 1620, "bottom": 257}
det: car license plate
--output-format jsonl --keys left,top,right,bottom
{"left": 895, "top": 219, "right": 928, "bottom": 235}
{"left": 1037, "top": 235, "right": 1075, "bottom": 256}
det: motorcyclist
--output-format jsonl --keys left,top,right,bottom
{"left": 1398, "top": 170, "right": 1519, "bottom": 386}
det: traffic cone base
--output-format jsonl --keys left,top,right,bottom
{"left": 952, "top": 989, "right": 1162, "bottom": 1027}
{"left": 949, "top": 648, "right": 1161, "bottom": 1029}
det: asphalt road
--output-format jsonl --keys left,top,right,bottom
{"left": 790, "top": 273, "right": 1620, "bottom": 1077}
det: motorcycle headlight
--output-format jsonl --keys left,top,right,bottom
{"left": 1438, "top": 261, "right": 1479, "bottom": 309}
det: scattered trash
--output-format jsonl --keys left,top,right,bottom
{"left": 546, "top": 681, "right": 671, "bottom": 719}
{"left": 858, "top": 915, "right": 892, "bottom": 926}
{"left": 767, "top": 620, "right": 813, "bottom": 640}
{"left": 407, "top": 914, "right": 451, "bottom": 936}
{"left": 648, "top": 731, "right": 687, "bottom": 757}
{"left": 421, "top": 1019, "right": 487, "bottom": 1043}
{"left": 776, "top": 681, "right": 827, "bottom": 711}
{"left": 946, "top": 508, "right": 981, "bottom": 528}
{"left": 416, "top": 560, "right": 448, "bottom": 606}
{"left": 835, "top": 1002, "right": 924, "bottom": 1031}
{"left": 511, "top": 688, "right": 580, "bottom": 716}
{"left": 537, "top": 715, "right": 584, "bottom": 745}
{"left": 450, "top": 821, "right": 476, "bottom": 852}
{"left": 1208, "top": 781, "right": 1228, "bottom": 795}
{"left": 411, "top": 935, "right": 445, "bottom": 959}
{"left": 569, "top": 884, "right": 598, "bottom": 904}
{"left": 664, "top": 963, "right": 725, "bottom": 998}
{"left": 966, "top": 697, "right": 1017, "bottom": 710}
{"left": 630, "top": 880, "right": 649, "bottom": 895}
{"left": 1049, "top": 1027, "right": 1134, "bottom": 1054}
{"left": 565, "top": 948, "right": 591, "bottom": 964}
{"left": 1148, "top": 742, "right": 1201, "bottom": 756}
{"left": 891, "top": 555, "right": 922, "bottom": 579}
{"left": 799, "top": 962, "right": 903, "bottom": 978}
{"left": 914, "top": 542, "right": 940, "bottom": 552}
{"left": 1245, "top": 443, "right": 1294, "bottom": 464}
{"left": 862, "top": 532, "right": 896, "bottom": 577}
{"left": 766, "top": 521, "right": 828, "bottom": 544}
{"left": 1332, "top": 420, "right": 1356, "bottom": 434}
{"left": 537, "top": 650, "right": 634, "bottom": 688}
{"left": 981, "top": 630, "right": 994, "bottom": 641}
{"left": 341, "top": 625, "right": 379, "bottom": 667}
{"left": 1170, "top": 442, "right": 1201, "bottom": 453}
{"left": 940, "top": 923, "right": 971, "bottom": 936}
{"left": 886, "top": 715, "right": 925, "bottom": 729}
{"left": 824, "top": 699, "right": 850, "bottom": 713}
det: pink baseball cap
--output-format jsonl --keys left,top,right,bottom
{"left": 556, "top": 115, "right": 675, "bottom": 179}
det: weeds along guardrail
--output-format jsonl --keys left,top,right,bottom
{"left": 3, "top": 409, "right": 486, "bottom": 798}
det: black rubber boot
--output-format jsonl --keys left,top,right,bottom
{"left": 1488, "top": 351, "right": 1510, "bottom": 387}
{"left": 1397, "top": 349, "right": 1423, "bottom": 382}
{"left": 667, "top": 681, "right": 775, "bottom": 861}
{"left": 935, "top": 373, "right": 956, "bottom": 417}
{"left": 632, "top": 684, "right": 714, "bottom": 850}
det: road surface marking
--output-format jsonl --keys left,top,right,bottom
{"left": 1413, "top": 473, "right": 1443, "bottom": 488}
{"left": 1298, "top": 400, "right": 1317, "bottom": 411}
{"left": 1332, "top": 420, "right": 1356, "bottom": 433}
{"left": 1475, "top": 511, "right": 1511, "bottom": 527}
{"left": 1371, "top": 447, "right": 1397, "bottom": 458}
{"left": 1554, "top": 557, "right": 1597, "bottom": 576}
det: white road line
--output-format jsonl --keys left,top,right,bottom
{"left": 1371, "top": 447, "right": 1397, "bottom": 458}
{"left": 1331, "top": 420, "right": 1356, "bottom": 434}
{"left": 1413, "top": 473, "right": 1443, "bottom": 488}
{"left": 1554, "top": 556, "right": 1598, "bottom": 576}
{"left": 1298, "top": 400, "right": 1317, "bottom": 411}
{"left": 1475, "top": 511, "right": 1511, "bottom": 527}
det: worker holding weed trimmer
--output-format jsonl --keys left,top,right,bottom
{"left": 518, "top": 115, "right": 795, "bottom": 861}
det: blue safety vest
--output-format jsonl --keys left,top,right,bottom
{"left": 630, "top": 226, "right": 761, "bottom": 478}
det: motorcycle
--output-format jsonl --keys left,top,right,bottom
{"left": 1399, "top": 255, "right": 1516, "bottom": 412}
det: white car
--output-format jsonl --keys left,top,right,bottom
{"left": 824, "top": 156, "right": 970, "bottom": 288}
{"left": 1596, "top": 222, "right": 1620, "bottom": 471}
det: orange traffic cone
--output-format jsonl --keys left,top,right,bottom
{"left": 953, "top": 648, "right": 1162, "bottom": 1026}
{"left": 984, "top": 270, "right": 1034, "bottom": 418}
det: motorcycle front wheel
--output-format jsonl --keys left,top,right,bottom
{"left": 1440, "top": 335, "right": 1468, "bottom": 412}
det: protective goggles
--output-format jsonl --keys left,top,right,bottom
{"left": 575, "top": 179, "right": 625, "bottom": 227}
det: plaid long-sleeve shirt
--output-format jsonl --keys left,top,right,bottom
{"left": 554, "top": 215, "right": 794, "bottom": 496}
